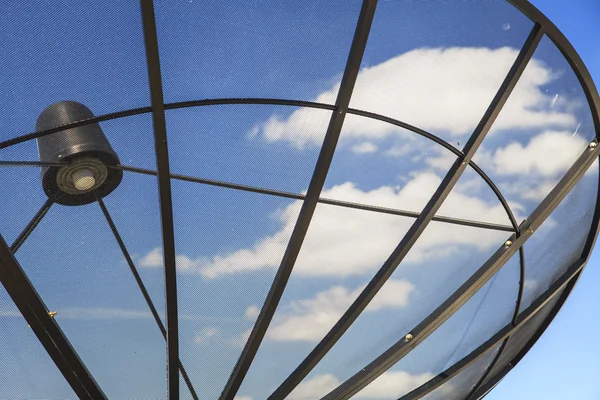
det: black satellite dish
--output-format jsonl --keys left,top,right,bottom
{"left": 0, "top": 0, "right": 597, "bottom": 399}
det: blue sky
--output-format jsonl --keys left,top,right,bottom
{"left": 0, "top": 1, "right": 598, "bottom": 399}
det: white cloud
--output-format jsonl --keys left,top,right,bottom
{"left": 355, "top": 371, "right": 435, "bottom": 399}
{"left": 267, "top": 280, "right": 414, "bottom": 342}
{"left": 490, "top": 131, "right": 586, "bottom": 176}
{"left": 251, "top": 47, "right": 576, "bottom": 148}
{"left": 139, "top": 247, "right": 162, "bottom": 268}
{"left": 0, "top": 306, "right": 241, "bottom": 323}
{"left": 59, "top": 307, "right": 154, "bottom": 320}
{"left": 0, "top": 309, "right": 23, "bottom": 318}
{"left": 229, "top": 328, "right": 252, "bottom": 348}
{"left": 468, "top": 130, "right": 587, "bottom": 202}
{"left": 523, "top": 279, "right": 539, "bottom": 292}
{"left": 287, "top": 371, "right": 438, "bottom": 400}
{"left": 424, "top": 148, "right": 456, "bottom": 170}
{"left": 139, "top": 174, "right": 512, "bottom": 279}
{"left": 351, "top": 141, "right": 378, "bottom": 154}
{"left": 138, "top": 247, "right": 205, "bottom": 273}
{"left": 245, "top": 305, "right": 260, "bottom": 320}
{"left": 385, "top": 142, "right": 413, "bottom": 157}
{"left": 233, "top": 397, "right": 253, "bottom": 400}
{"left": 288, "top": 374, "right": 340, "bottom": 400}
{"left": 193, "top": 327, "right": 219, "bottom": 344}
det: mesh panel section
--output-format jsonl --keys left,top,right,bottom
{"left": 0, "top": 287, "right": 76, "bottom": 399}
{"left": 480, "top": 287, "right": 566, "bottom": 390}
{"left": 520, "top": 159, "right": 598, "bottom": 312}
{"left": 438, "top": 165, "right": 514, "bottom": 227}
{"left": 0, "top": 1, "right": 596, "bottom": 398}
{"left": 13, "top": 197, "right": 166, "bottom": 399}
{"left": 237, "top": 205, "right": 414, "bottom": 400}
{"left": 420, "top": 345, "right": 501, "bottom": 400}
{"left": 274, "top": 222, "right": 514, "bottom": 400}
{"left": 171, "top": 179, "right": 302, "bottom": 400}
{"left": 0, "top": 142, "right": 48, "bottom": 245}
{"left": 0, "top": 113, "right": 165, "bottom": 398}
{"left": 474, "top": 35, "right": 598, "bottom": 218}
{"left": 284, "top": 208, "right": 515, "bottom": 399}
{"left": 155, "top": 0, "right": 362, "bottom": 103}
{"left": 324, "top": 112, "right": 514, "bottom": 228}
{"left": 323, "top": 114, "right": 456, "bottom": 214}
{"left": 348, "top": 0, "right": 533, "bottom": 150}
{"left": 342, "top": 258, "right": 517, "bottom": 400}
{"left": 0, "top": 1, "right": 149, "bottom": 142}
{"left": 0, "top": 113, "right": 158, "bottom": 244}
{"left": 165, "top": 106, "right": 331, "bottom": 194}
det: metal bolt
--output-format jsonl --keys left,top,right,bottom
{"left": 590, "top": 141, "right": 597, "bottom": 149}
{"left": 526, "top": 227, "right": 534, "bottom": 234}
{"left": 28, "top": 311, "right": 57, "bottom": 328}
{"left": 404, "top": 333, "right": 413, "bottom": 341}
{"left": 505, "top": 240, "right": 513, "bottom": 247}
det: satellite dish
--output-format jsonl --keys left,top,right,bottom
{"left": 0, "top": 0, "right": 597, "bottom": 399}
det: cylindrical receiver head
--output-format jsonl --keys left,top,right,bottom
{"left": 36, "top": 101, "right": 122, "bottom": 205}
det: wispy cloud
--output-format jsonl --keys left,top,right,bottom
{"left": 266, "top": 279, "right": 414, "bottom": 342}
{"left": 139, "top": 173, "right": 513, "bottom": 279}
{"left": 0, "top": 306, "right": 242, "bottom": 322}
{"left": 287, "top": 371, "right": 442, "bottom": 399}
{"left": 193, "top": 327, "right": 219, "bottom": 344}
{"left": 250, "top": 47, "right": 576, "bottom": 149}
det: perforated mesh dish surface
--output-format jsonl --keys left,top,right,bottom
{"left": 0, "top": 1, "right": 598, "bottom": 399}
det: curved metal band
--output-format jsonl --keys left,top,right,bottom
{"left": 320, "top": 135, "right": 599, "bottom": 400}
{"left": 399, "top": 255, "right": 586, "bottom": 400}
{"left": 0, "top": 106, "right": 519, "bottom": 235}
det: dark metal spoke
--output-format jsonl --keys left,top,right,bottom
{"left": 0, "top": 107, "right": 152, "bottom": 151}
{"left": 0, "top": 160, "right": 65, "bottom": 167}
{"left": 219, "top": 2, "right": 378, "bottom": 399}
{"left": 320, "top": 131, "right": 598, "bottom": 399}
{"left": 165, "top": 98, "right": 336, "bottom": 111}
{"left": 10, "top": 198, "right": 53, "bottom": 253}
{"left": 113, "top": 164, "right": 306, "bottom": 200}
{"left": 270, "top": 22, "right": 544, "bottom": 400}
{"left": 112, "top": 164, "right": 515, "bottom": 233}
{"left": 398, "top": 256, "right": 586, "bottom": 400}
{"left": 0, "top": 235, "right": 107, "bottom": 399}
{"left": 95, "top": 196, "right": 199, "bottom": 400}
{"left": 140, "top": 0, "right": 180, "bottom": 398}
{"left": 318, "top": 198, "right": 514, "bottom": 232}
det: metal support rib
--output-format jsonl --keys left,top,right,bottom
{"left": 398, "top": 257, "right": 586, "bottom": 400}
{"left": 320, "top": 131, "right": 598, "bottom": 400}
{"left": 96, "top": 197, "right": 199, "bottom": 400}
{"left": 0, "top": 161, "right": 64, "bottom": 167}
{"left": 139, "top": 1, "right": 180, "bottom": 398}
{"left": 0, "top": 234, "right": 106, "bottom": 399}
{"left": 219, "top": 2, "right": 378, "bottom": 398}
{"left": 10, "top": 199, "right": 53, "bottom": 253}
{"left": 269, "top": 23, "right": 544, "bottom": 400}
{"left": 112, "top": 164, "right": 514, "bottom": 233}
